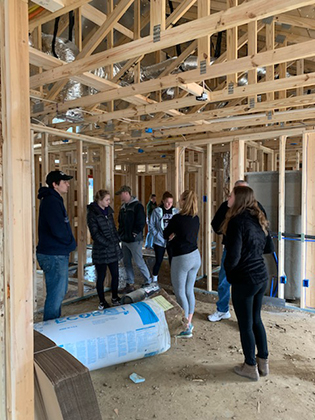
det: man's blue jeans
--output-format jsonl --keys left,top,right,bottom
{"left": 216, "top": 248, "right": 231, "bottom": 313}
{"left": 37, "top": 253, "right": 69, "bottom": 321}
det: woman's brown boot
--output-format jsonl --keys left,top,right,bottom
{"left": 234, "top": 363, "right": 259, "bottom": 381}
{"left": 256, "top": 357, "right": 269, "bottom": 376}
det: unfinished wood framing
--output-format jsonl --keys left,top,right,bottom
{"left": 1, "top": 0, "right": 34, "bottom": 418}
{"left": 4, "top": 1, "right": 315, "bottom": 415}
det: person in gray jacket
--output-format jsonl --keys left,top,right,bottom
{"left": 149, "top": 191, "right": 179, "bottom": 283}
{"left": 116, "top": 185, "right": 152, "bottom": 293}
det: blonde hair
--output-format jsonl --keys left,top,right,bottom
{"left": 94, "top": 189, "right": 110, "bottom": 202}
{"left": 180, "top": 190, "right": 198, "bottom": 217}
{"left": 221, "top": 186, "right": 268, "bottom": 235}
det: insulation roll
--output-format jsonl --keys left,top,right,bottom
{"left": 34, "top": 300, "right": 171, "bottom": 371}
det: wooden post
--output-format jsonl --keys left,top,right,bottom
{"left": 0, "top": 0, "right": 34, "bottom": 418}
{"left": 77, "top": 141, "right": 84, "bottom": 297}
{"left": 41, "top": 133, "right": 49, "bottom": 184}
{"left": 230, "top": 139, "right": 245, "bottom": 189}
{"left": 248, "top": 20, "right": 257, "bottom": 105}
{"left": 278, "top": 135, "right": 286, "bottom": 300}
{"left": 226, "top": 0, "right": 238, "bottom": 86}
{"left": 150, "top": 0, "right": 166, "bottom": 35}
{"left": 301, "top": 132, "right": 315, "bottom": 308}
{"left": 198, "top": 0, "right": 210, "bottom": 65}
{"left": 266, "top": 19, "right": 275, "bottom": 102}
{"left": 206, "top": 143, "right": 212, "bottom": 291}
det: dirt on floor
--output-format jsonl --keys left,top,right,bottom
{"left": 35, "top": 257, "right": 315, "bottom": 420}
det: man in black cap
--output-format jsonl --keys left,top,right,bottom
{"left": 36, "top": 170, "right": 76, "bottom": 321}
{"left": 116, "top": 185, "right": 152, "bottom": 293}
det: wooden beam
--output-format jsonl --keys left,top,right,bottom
{"left": 265, "top": 18, "right": 275, "bottom": 102}
{"left": 301, "top": 131, "right": 315, "bottom": 309}
{"left": 278, "top": 135, "right": 286, "bottom": 300}
{"left": 150, "top": 0, "right": 166, "bottom": 34}
{"left": 30, "top": 124, "right": 113, "bottom": 145}
{"left": 81, "top": 4, "right": 134, "bottom": 39}
{"left": 76, "top": 140, "right": 84, "bottom": 297}
{"left": 29, "top": 0, "right": 91, "bottom": 31}
{"left": 247, "top": 20, "right": 257, "bottom": 106}
{"left": 230, "top": 139, "right": 245, "bottom": 189}
{"left": 29, "top": 0, "right": 315, "bottom": 88}
{"left": 166, "top": 0, "right": 197, "bottom": 28}
{"left": 31, "top": 39, "right": 315, "bottom": 114}
{"left": 206, "top": 143, "right": 212, "bottom": 291}
{"left": 46, "top": 0, "right": 135, "bottom": 100}
{"left": 226, "top": 0, "right": 238, "bottom": 85}
{"left": 32, "top": 0, "right": 64, "bottom": 13}
{"left": 1, "top": 0, "right": 34, "bottom": 418}
{"left": 198, "top": 0, "right": 210, "bottom": 65}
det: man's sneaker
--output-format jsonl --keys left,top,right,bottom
{"left": 98, "top": 301, "right": 110, "bottom": 310}
{"left": 111, "top": 297, "right": 121, "bottom": 306}
{"left": 208, "top": 310, "right": 231, "bottom": 322}
{"left": 177, "top": 327, "right": 193, "bottom": 338}
{"left": 119, "top": 284, "right": 135, "bottom": 294}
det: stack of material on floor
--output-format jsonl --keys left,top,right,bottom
{"left": 34, "top": 331, "right": 102, "bottom": 420}
{"left": 151, "top": 288, "right": 187, "bottom": 336}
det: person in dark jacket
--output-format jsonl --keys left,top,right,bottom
{"left": 87, "top": 189, "right": 123, "bottom": 309}
{"left": 221, "top": 186, "right": 271, "bottom": 381}
{"left": 208, "top": 180, "right": 249, "bottom": 322}
{"left": 116, "top": 185, "right": 152, "bottom": 293}
{"left": 36, "top": 170, "right": 76, "bottom": 321}
{"left": 164, "top": 190, "right": 201, "bottom": 338}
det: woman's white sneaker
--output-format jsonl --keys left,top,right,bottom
{"left": 208, "top": 310, "right": 231, "bottom": 322}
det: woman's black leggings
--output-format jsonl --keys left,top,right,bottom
{"left": 95, "top": 261, "right": 119, "bottom": 302}
{"left": 232, "top": 281, "right": 269, "bottom": 366}
{"left": 153, "top": 243, "right": 173, "bottom": 276}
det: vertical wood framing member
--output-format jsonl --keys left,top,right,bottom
{"left": 230, "top": 139, "right": 245, "bottom": 190}
{"left": 206, "top": 144, "right": 212, "bottom": 291}
{"left": 198, "top": 0, "right": 210, "bottom": 65}
{"left": 226, "top": 0, "right": 238, "bottom": 86}
{"left": 150, "top": 0, "right": 166, "bottom": 35}
{"left": 175, "top": 145, "right": 186, "bottom": 204}
{"left": 247, "top": 20, "right": 257, "bottom": 106}
{"left": 0, "top": 0, "right": 34, "bottom": 418}
{"left": 301, "top": 132, "right": 315, "bottom": 308}
{"left": 41, "top": 133, "right": 49, "bottom": 184}
{"left": 278, "top": 135, "right": 286, "bottom": 300}
{"left": 265, "top": 19, "right": 275, "bottom": 102}
{"left": 77, "top": 141, "right": 85, "bottom": 297}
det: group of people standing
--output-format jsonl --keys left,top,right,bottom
{"left": 37, "top": 170, "right": 272, "bottom": 381}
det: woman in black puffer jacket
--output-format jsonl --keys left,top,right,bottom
{"left": 222, "top": 186, "right": 273, "bottom": 382}
{"left": 87, "top": 189, "right": 123, "bottom": 309}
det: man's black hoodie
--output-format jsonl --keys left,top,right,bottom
{"left": 37, "top": 187, "right": 76, "bottom": 255}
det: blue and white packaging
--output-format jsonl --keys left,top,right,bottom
{"left": 34, "top": 300, "right": 171, "bottom": 371}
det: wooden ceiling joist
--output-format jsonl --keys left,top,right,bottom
{"left": 29, "top": 0, "right": 315, "bottom": 89}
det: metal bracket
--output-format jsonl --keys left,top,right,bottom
{"left": 200, "top": 60, "right": 207, "bottom": 75}
{"left": 267, "top": 111, "right": 272, "bottom": 120}
{"left": 33, "top": 101, "right": 44, "bottom": 113}
{"left": 153, "top": 24, "right": 161, "bottom": 43}
{"left": 228, "top": 82, "right": 234, "bottom": 95}
{"left": 249, "top": 98, "right": 255, "bottom": 109}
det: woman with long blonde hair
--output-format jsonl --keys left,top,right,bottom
{"left": 163, "top": 190, "right": 201, "bottom": 338}
{"left": 222, "top": 186, "right": 271, "bottom": 381}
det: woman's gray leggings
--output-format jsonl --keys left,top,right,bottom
{"left": 171, "top": 249, "right": 201, "bottom": 318}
